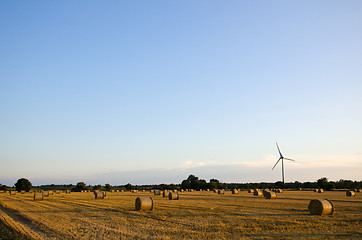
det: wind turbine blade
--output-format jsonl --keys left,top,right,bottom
{"left": 276, "top": 142, "right": 282, "bottom": 157}
{"left": 272, "top": 158, "right": 282, "bottom": 170}
{"left": 284, "top": 158, "right": 296, "bottom": 161}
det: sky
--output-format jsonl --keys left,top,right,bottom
{"left": 1, "top": 1, "right": 361, "bottom": 186}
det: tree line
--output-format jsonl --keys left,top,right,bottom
{"left": 1, "top": 176, "right": 361, "bottom": 192}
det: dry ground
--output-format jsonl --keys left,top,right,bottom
{"left": 0, "top": 190, "right": 361, "bottom": 239}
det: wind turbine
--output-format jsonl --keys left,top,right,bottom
{"left": 272, "top": 142, "right": 296, "bottom": 184}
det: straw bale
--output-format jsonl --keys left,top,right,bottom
{"left": 10, "top": 191, "right": 16, "bottom": 195}
{"left": 232, "top": 189, "right": 238, "bottom": 194}
{"left": 253, "top": 190, "right": 262, "bottom": 197}
{"left": 163, "top": 190, "right": 170, "bottom": 197}
{"left": 94, "top": 191, "right": 105, "bottom": 199}
{"left": 308, "top": 199, "right": 334, "bottom": 215}
{"left": 218, "top": 189, "right": 225, "bottom": 194}
{"left": 169, "top": 192, "right": 179, "bottom": 200}
{"left": 135, "top": 197, "right": 154, "bottom": 211}
{"left": 277, "top": 189, "right": 283, "bottom": 193}
{"left": 248, "top": 189, "right": 254, "bottom": 193}
{"left": 43, "top": 191, "right": 49, "bottom": 197}
{"left": 34, "top": 193, "right": 43, "bottom": 201}
{"left": 21, "top": 190, "right": 26, "bottom": 194}
{"left": 264, "top": 191, "right": 277, "bottom": 199}
{"left": 318, "top": 189, "right": 324, "bottom": 193}
{"left": 154, "top": 190, "right": 161, "bottom": 195}
{"left": 346, "top": 190, "right": 355, "bottom": 197}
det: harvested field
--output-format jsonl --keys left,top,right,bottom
{"left": 0, "top": 191, "right": 361, "bottom": 239}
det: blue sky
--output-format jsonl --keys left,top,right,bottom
{"left": 1, "top": 1, "right": 361, "bottom": 186}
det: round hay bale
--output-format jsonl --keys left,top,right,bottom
{"left": 173, "top": 189, "right": 178, "bottom": 192}
{"left": 121, "top": 190, "right": 124, "bottom": 192}
{"left": 111, "top": 190, "right": 115, "bottom": 193}
{"left": 354, "top": 189, "right": 360, "bottom": 193}
{"left": 169, "top": 192, "right": 179, "bottom": 200}
{"left": 65, "top": 190, "right": 71, "bottom": 194}
{"left": 180, "top": 189, "right": 184, "bottom": 192}
{"left": 43, "top": 191, "right": 49, "bottom": 197}
{"left": 314, "top": 189, "right": 318, "bottom": 192}
{"left": 248, "top": 189, "right": 254, "bottom": 193}
{"left": 264, "top": 191, "right": 277, "bottom": 199}
{"left": 135, "top": 197, "right": 154, "bottom": 211}
{"left": 253, "top": 191, "right": 262, "bottom": 197}
{"left": 163, "top": 190, "right": 170, "bottom": 197}
{"left": 232, "top": 189, "right": 238, "bottom": 194}
{"left": 206, "top": 189, "right": 210, "bottom": 191}
{"left": 308, "top": 199, "right": 334, "bottom": 215}
{"left": 277, "top": 189, "right": 283, "bottom": 193}
{"left": 34, "top": 193, "right": 43, "bottom": 201}
{"left": 20, "top": 190, "right": 26, "bottom": 194}
{"left": 218, "top": 189, "right": 225, "bottom": 194}
{"left": 116, "top": 190, "right": 119, "bottom": 193}
{"left": 154, "top": 190, "right": 161, "bottom": 195}
{"left": 10, "top": 191, "right": 16, "bottom": 195}
{"left": 318, "top": 189, "right": 324, "bottom": 193}
{"left": 346, "top": 190, "right": 356, "bottom": 197}
{"left": 94, "top": 191, "right": 105, "bottom": 199}
{"left": 213, "top": 189, "right": 218, "bottom": 193}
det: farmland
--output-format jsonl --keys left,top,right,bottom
{"left": 0, "top": 190, "right": 361, "bottom": 239}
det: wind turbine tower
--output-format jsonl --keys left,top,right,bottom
{"left": 272, "top": 142, "right": 296, "bottom": 184}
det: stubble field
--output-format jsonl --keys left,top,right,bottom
{"left": 0, "top": 190, "right": 361, "bottom": 239}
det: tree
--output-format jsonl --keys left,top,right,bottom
{"left": 73, "top": 182, "right": 88, "bottom": 192}
{"left": 317, "top": 177, "right": 328, "bottom": 189}
{"left": 125, "top": 183, "right": 133, "bottom": 191}
{"left": 181, "top": 179, "right": 191, "bottom": 189}
{"left": 93, "top": 185, "right": 102, "bottom": 191}
{"left": 0, "top": 184, "right": 7, "bottom": 191}
{"left": 208, "top": 179, "right": 221, "bottom": 189}
{"left": 15, "top": 178, "right": 32, "bottom": 192}
{"left": 104, "top": 184, "right": 112, "bottom": 191}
